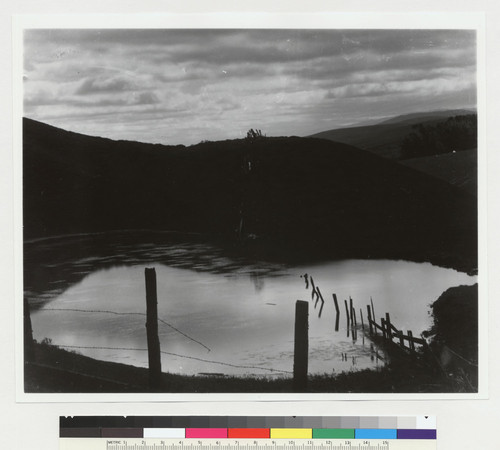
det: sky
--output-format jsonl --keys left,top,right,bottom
{"left": 23, "top": 29, "right": 477, "bottom": 146}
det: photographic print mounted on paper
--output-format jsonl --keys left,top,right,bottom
{"left": 19, "top": 17, "right": 481, "bottom": 398}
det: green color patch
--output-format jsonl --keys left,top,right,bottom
{"left": 313, "top": 429, "right": 355, "bottom": 439}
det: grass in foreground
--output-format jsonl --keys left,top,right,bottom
{"left": 24, "top": 341, "right": 471, "bottom": 394}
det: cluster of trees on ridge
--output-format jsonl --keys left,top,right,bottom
{"left": 400, "top": 114, "right": 477, "bottom": 159}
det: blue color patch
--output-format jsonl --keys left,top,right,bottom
{"left": 355, "top": 429, "right": 398, "bottom": 439}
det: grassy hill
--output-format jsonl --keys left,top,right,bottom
{"left": 309, "top": 110, "right": 477, "bottom": 197}
{"left": 310, "top": 122, "right": 424, "bottom": 160}
{"left": 309, "top": 110, "right": 475, "bottom": 160}
{"left": 401, "top": 150, "right": 477, "bottom": 196}
{"left": 377, "top": 109, "right": 475, "bottom": 126}
{"left": 23, "top": 118, "right": 477, "bottom": 271}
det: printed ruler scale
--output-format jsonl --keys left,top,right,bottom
{"left": 60, "top": 417, "right": 436, "bottom": 450}
{"left": 60, "top": 439, "right": 436, "bottom": 450}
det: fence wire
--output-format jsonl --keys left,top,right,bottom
{"left": 41, "top": 308, "right": 211, "bottom": 352}
{"left": 55, "top": 344, "right": 293, "bottom": 375}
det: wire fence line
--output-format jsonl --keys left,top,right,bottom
{"left": 442, "top": 344, "right": 478, "bottom": 368}
{"left": 55, "top": 344, "right": 293, "bottom": 375}
{"left": 40, "top": 308, "right": 211, "bottom": 352}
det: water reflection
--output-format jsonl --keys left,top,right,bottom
{"left": 250, "top": 272, "right": 265, "bottom": 292}
{"left": 29, "top": 251, "right": 477, "bottom": 378}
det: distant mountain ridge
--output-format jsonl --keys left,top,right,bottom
{"left": 23, "top": 117, "right": 477, "bottom": 271}
{"left": 376, "top": 109, "right": 476, "bottom": 126}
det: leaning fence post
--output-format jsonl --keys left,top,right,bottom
{"left": 366, "top": 305, "right": 373, "bottom": 335}
{"left": 398, "top": 330, "right": 404, "bottom": 347}
{"left": 317, "top": 287, "right": 325, "bottom": 317}
{"left": 293, "top": 300, "right": 309, "bottom": 392}
{"left": 24, "top": 297, "right": 35, "bottom": 363}
{"left": 310, "top": 277, "right": 316, "bottom": 301}
{"left": 145, "top": 267, "right": 162, "bottom": 390}
{"left": 381, "top": 318, "right": 387, "bottom": 339}
{"left": 352, "top": 307, "right": 358, "bottom": 341}
{"left": 344, "top": 300, "right": 350, "bottom": 337}
{"left": 408, "top": 330, "right": 416, "bottom": 351}
{"left": 385, "top": 313, "right": 392, "bottom": 341}
{"left": 359, "top": 308, "right": 365, "bottom": 344}
{"left": 349, "top": 298, "right": 355, "bottom": 339}
{"left": 332, "top": 294, "right": 340, "bottom": 332}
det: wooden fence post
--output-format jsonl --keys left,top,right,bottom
{"left": 293, "top": 300, "right": 309, "bottom": 392}
{"left": 145, "top": 267, "right": 162, "bottom": 390}
{"left": 344, "top": 300, "right": 350, "bottom": 337}
{"left": 398, "top": 330, "right": 404, "bottom": 347}
{"left": 317, "top": 287, "right": 325, "bottom": 318}
{"left": 332, "top": 294, "right": 340, "bottom": 332}
{"left": 24, "top": 297, "right": 35, "bottom": 363}
{"left": 366, "top": 305, "right": 373, "bottom": 335}
{"left": 408, "top": 330, "right": 416, "bottom": 351}
{"left": 385, "top": 313, "right": 392, "bottom": 341}
{"left": 359, "top": 308, "right": 365, "bottom": 344}
{"left": 352, "top": 307, "right": 358, "bottom": 341}
{"left": 381, "top": 318, "right": 386, "bottom": 339}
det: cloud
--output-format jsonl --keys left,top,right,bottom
{"left": 24, "top": 29, "right": 475, "bottom": 71}
{"left": 75, "top": 76, "right": 135, "bottom": 95}
{"left": 24, "top": 88, "right": 58, "bottom": 107}
{"left": 23, "top": 28, "right": 477, "bottom": 145}
{"left": 134, "top": 91, "right": 160, "bottom": 105}
{"left": 325, "top": 74, "right": 475, "bottom": 100}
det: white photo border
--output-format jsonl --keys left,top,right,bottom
{"left": 13, "top": 11, "right": 487, "bottom": 402}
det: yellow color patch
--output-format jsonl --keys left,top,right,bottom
{"left": 270, "top": 428, "right": 313, "bottom": 439}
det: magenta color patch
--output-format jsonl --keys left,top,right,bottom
{"left": 185, "top": 428, "right": 228, "bottom": 438}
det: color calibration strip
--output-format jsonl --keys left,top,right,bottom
{"left": 60, "top": 416, "right": 436, "bottom": 440}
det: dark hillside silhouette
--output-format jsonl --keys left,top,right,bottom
{"left": 401, "top": 149, "right": 477, "bottom": 196}
{"left": 23, "top": 118, "right": 477, "bottom": 271}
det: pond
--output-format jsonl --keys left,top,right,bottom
{"left": 28, "top": 238, "right": 477, "bottom": 378}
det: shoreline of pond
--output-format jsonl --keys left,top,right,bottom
{"left": 23, "top": 337, "right": 472, "bottom": 394}
{"left": 23, "top": 283, "right": 478, "bottom": 394}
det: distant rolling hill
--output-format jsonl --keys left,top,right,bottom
{"left": 309, "top": 109, "right": 477, "bottom": 196}
{"left": 23, "top": 118, "right": 477, "bottom": 271}
{"left": 309, "top": 109, "right": 476, "bottom": 160}
{"left": 376, "top": 109, "right": 475, "bottom": 126}
{"left": 401, "top": 149, "right": 477, "bottom": 196}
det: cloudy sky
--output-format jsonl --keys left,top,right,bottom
{"left": 23, "top": 29, "right": 476, "bottom": 145}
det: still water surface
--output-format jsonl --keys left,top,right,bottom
{"left": 30, "top": 247, "right": 477, "bottom": 378}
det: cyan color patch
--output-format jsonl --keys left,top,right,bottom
{"left": 355, "top": 429, "right": 398, "bottom": 439}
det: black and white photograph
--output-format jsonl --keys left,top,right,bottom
{"left": 20, "top": 25, "right": 480, "bottom": 395}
